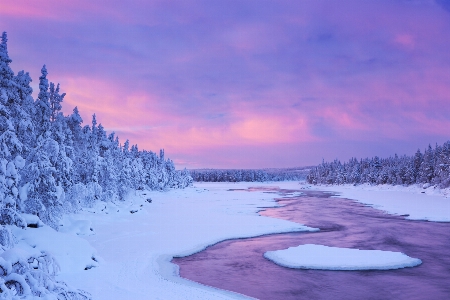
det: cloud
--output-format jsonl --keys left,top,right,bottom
{"left": 436, "top": 0, "right": 450, "bottom": 12}
{"left": 1, "top": 0, "right": 450, "bottom": 168}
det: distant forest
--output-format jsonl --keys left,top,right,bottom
{"left": 307, "top": 142, "right": 450, "bottom": 188}
{"left": 190, "top": 167, "right": 311, "bottom": 182}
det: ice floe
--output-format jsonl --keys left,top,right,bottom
{"left": 264, "top": 244, "right": 422, "bottom": 270}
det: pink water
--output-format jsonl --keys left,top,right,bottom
{"left": 172, "top": 188, "right": 450, "bottom": 299}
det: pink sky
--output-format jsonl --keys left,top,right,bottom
{"left": 1, "top": 0, "right": 450, "bottom": 169}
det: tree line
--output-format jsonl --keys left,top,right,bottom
{"left": 190, "top": 168, "right": 309, "bottom": 182}
{"left": 307, "top": 142, "right": 450, "bottom": 187}
{"left": 0, "top": 32, "right": 192, "bottom": 230}
{"left": 0, "top": 31, "right": 193, "bottom": 298}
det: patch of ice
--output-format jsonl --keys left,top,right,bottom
{"left": 264, "top": 244, "right": 422, "bottom": 270}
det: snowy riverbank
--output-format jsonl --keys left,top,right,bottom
{"left": 297, "top": 182, "right": 450, "bottom": 222}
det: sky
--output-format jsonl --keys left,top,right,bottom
{"left": 1, "top": 0, "right": 450, "bottom": 169}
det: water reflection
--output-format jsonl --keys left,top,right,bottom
{"left": 173, "top": 188, "right": 450, "bottom": 299}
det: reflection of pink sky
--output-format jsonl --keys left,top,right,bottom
{"left": 2, "top": 0, "right": 450, "bottom": 168}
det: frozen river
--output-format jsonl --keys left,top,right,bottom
{"left": 173, "top": 188, "right": 450, "bottom": 299}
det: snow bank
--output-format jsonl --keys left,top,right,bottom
{"left": 0, "top": 223, "right": 95, "bottom": 299}
{"left": 270, "top": 181, "right": 450, "bottom": 222}
{"left": 10, "top": 225, "right": 99, "bottom": 274}
{"left": 56, "top": 182, "right": 316, "bottom": 300}
{"left": 301, "top": 183, "right": 450, "bottom": 222}
{"left": 264, "top": 244, "right": 422, "bottom": 270}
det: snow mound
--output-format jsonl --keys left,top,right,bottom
{"left": 0, "top": 225, "right": 93, "bottom": 299}
{"left": 10, "top": 225, "right": 100, "bottom": 274}
{"left": 21, "top": 213, "right": 44, "bottom": 228}
{"left": 264, "top": 244, "right": 422, "bottom": 270}
{"left": 59, "top": 215, "right": 94, "bottom": 236}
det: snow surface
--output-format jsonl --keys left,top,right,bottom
{"left": 21, "top": 213, "right": 44, "bottom": 227}
{"left": 264, "top": 244, "right": 422, "bottom": 270}
{"left": 55, "top": 182, "right": 317, "bottom": 300}
{"left": 298, "top": 182, "right": 450, "bottom": 222}
{"left": 9, "top": 224, "right": 99, "bottom": 275}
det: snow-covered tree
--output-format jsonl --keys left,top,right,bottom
{"left": 49, "top": 82, "right": 65, "bottom": 122}
{"left": 34, "top": 65, "right": 52, "bottom": 138}
{"left": 0, "top": 31, "right": 192, "bottom": 228}
{"left": 0, "top": 32, "right": 27, "bottom": 227}
{"left": 0, "top": 30, "right": 196, "bottom": 298}
{"left": 307, "top": 141, "right": 450, "bottom": 188}
{"left": 22, "top": 137, "right": 61, "bottom": 229}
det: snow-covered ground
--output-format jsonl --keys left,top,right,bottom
{"left": 298, "top": 182, "right": 450, "bottom": 222}
{"left": 264, "top": 244, "right": 422, "bottom": 270}
{"left": 11, "top": 181, "right": 450, "bottom": 299}
{"left": 53, "top": 182, "right": 316, "bottom": 300}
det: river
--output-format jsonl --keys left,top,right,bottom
{"left": 172, "top": 188, "right": 450, "bottom": 299}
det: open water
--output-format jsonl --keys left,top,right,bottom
{"left": 172, "top": 188, "right": 450, "bottom": 300}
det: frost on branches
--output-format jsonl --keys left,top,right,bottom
{"left": 0, "top": 32, "right": 192, "bottom": 298}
